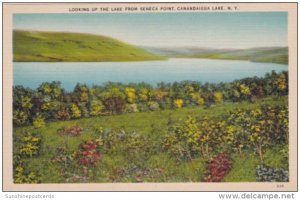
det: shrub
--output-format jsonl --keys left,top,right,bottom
{"left": 163, "top": 135, "right": 191, "bottom": 161}
{"left": 173, "top": 99, "right": 184, "bottom": 109}
{"left": 102, "top": 88, "right": 126, "bottom": 114}
{"left": 58, "top": 125, "right": 83, "bottom": 137}
{"left": 51, "top": 146, "right": 74, "bottom": 165}
{"left": 227, "top": 105, "right": 288, "bottom": 162}
{"left": 13, "top": 71, "right": 288, "bottom": 125}
{"left": 256, "top": 165, "right": 288, "bottom": 182}
{"left": 19, "top": 132, "right": 41, "bottom": 157}
{"left": 70, "top": 103, "right": 81, "bottom": 118}
{"left": 125, "top": 103, "right": 139, "bottom": 113}
{"left": 240, "top": 84, "right": 251, "bottom": 97}
{"left": 190, "top": 93, "right": 205, "bottom": 106}
{"left": 32, "top": 116, "right": 45, "bottom": 129}
{"left": 79, "top": 103, "right": 89, "bottom": 118}
{"left": 89, "top": 100, "right": 104, "bottom": 116}
{"left": 125, "top": 87, "right": 136, "bottom": 103}
{"left": 148, "top": 101, "right": 160, "bottom": 111}
{"left": 20, "top": 96, "right": 33, "bottom": 110}
{"left": 123, "top": 131, "right": 150, "bottom": 161}
{"left": 55, "top": 110, "right": 70, "bottom": 121}
{"left": 276, "top": 74, "right": 287, "bottom": 92}
{"left": 198, "top": 118, "right": 227, "bottom": 156}
{"left": 13, "top": 110, "right": 28, "bottom": 126}
{"left": 138, "top": 88, "right": 149, "bottom": 102}
{"left": 163, "top": 116, "right": 201, "bottom": 160}
{"left": 14, "top": 165, "right": 39, "bottom": 184}
{"left": 76, "top": 140, "right": 101, "bottom": 166}
{"left": 205, "top": 153, "right": 232, "bottom": 182}
{"left": 137, "top": 103, "right": 150, "bottom": 112}
{"left": 213, "top": 92, "right": 223, "bottom": 104}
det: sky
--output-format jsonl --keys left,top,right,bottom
{"left": 13, "top": 12, "right": 287, "bottom": 49}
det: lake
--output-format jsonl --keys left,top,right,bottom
{"left": 13, "top": 58, "right": 287, "bottom": 91}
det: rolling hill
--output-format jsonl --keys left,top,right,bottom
{"left": 13, "top": 30, "right": 164, "bottom": 62}
{"left": 142, "top": 46, "right": 288, "bottom": 64}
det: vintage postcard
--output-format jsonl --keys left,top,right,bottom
{"left": 2, "top": 2, "right": 297, "bottom": 191}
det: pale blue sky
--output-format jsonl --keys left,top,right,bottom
{"left": 13, "top": 12, "right": 287, "bottom": 48}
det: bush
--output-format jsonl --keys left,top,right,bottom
{"left": 55, "top": 110, "right": 70, "bottom": 121}
{"left": 137, "top": 103, "right": 150, "bottom": 112}
{"left": 14, "top": 165, "right": 40, "bottom": 184}
{"left": 213, "top": 92, "right": 223, "bottom": 104}
{"left": 163, "top": 116, "right": 200, "bottom": 160}
{"left": 89, "top": 100, "right": 104, "bottom": 116}
{"left": 148, "top": 101, "right": 160, "bottom": 111}
{"left": 32, "top": 116, "right": 45, "bottom": 129}
{"left": 13, "top": 110, "right": 28, "bottom": 126}
{"left": 79, "top": 103, "right": 89, "bottom": 118}
{"left": 13, "top": 71, "right": 288, "bottom": 126}
{"left": 70, "top": 103, "right": 81, "bottom": 118}
{"left": 256, "top": 165, "right": 288, "bottom": 182}
{"left": 125, "top": 103, "right": 139, "bottom": 113}
{"left": 76, "top": 140, "right": 101, "bottom": 167}
{"left": 205, "top": 153, "right": 232, "bottom": 182}
{"left": 19, "top": 132, "right": 41, "bottom": 157}
{"left": 58, "top": 125, "right": 83, "bottom": 137}
{"left": 123, "top": 131, "right": 150, "bottom": 161}
{"left": 173, "top": 99, "right": 184, "bottom": 109}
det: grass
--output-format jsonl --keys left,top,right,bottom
{"left": 13, "top": 30, "right": 164, "bottom": 62}
{"left": 223, "top": 153, "right": 260, "bottom": 182}
{"left": 13, "top": 96, "right": 288, "bottom": 183}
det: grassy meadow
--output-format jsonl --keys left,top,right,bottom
{"left": 13, "top": 30, "right": 164, "bottom": 62}
{"left": 14, "top": 96, "right": 288, "bottom": 183}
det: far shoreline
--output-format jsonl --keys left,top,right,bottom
{"left": 13, "top": 56, "right": 288, "bottom": 65}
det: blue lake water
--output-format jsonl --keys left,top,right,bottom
{"left": 13, "top": 58, "right": 288, "bottom": 91}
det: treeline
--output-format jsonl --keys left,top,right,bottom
{"left": 13, "top": 70, "right": 288, "bottom": 127}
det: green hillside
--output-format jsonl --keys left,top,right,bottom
{"left": 143, "top": 46, "right": 288, "bottom": 64}
{"left": 194, "top": 47, "right": 288, "bottom": 65}
{"left": 13, "top": 30, "right": 163, "bottom": 62}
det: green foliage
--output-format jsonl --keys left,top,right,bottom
{"left": 276, "top": 74, "right": 287, "bottom": 91}
{"left": 213, "top": 92, "right": 223, "bottom": 104}
{"left": 89, "top": 100, "right": 104, "bottom": 116}
{"left": 227, "top": 105, "right": 288, "bottom": 163}
{"left": 173, "top": 99, "right": 184, "bottom": 109}
{"left": 19, "top": 132, "right": 41, "bottom": 157}
{"left": 263, "top": 145, "right": 289, "bottom": 170}
{"left": 125, "top": 87, "right": 136, "bottom": 103}
{"left": 32, "top": 115, "right": 46, "bottom": 129}
{"left": 224, "top": 154, "right": 259, "bottom": 182}
{"left": 13, "top": 130, "right": 42, "bottom": 183}
{"left": 256, "top": 165, "right": 288, "bottom": 182}
{"left": 14, "top": 165, "right": 40, "bottom": 184}
{"left": 125, "top": 103, "right": 139, "bottom": 113}
{"left": 71, "top": 104, "right": 81, "bottom": 119}
{"left": 102, "top": 88, "right": 126, "bottom": 114}
{"left": 13, "top": 71, "right": 288, "bottom": 126}
{"left": 148, "top": 101, "right": 160, "bottom": 111}
{"left": 138, "top": 88, "right": 149, "bottom": 102}
{"left": 164, "top": 104, "right": 288, "bottom": 165}
{"left": 163, "top": 116, "right": 200, "bottom": 160}
{"left": 20, "top": 96, "right": 33, "bottom": 110}
{"left": 13, "top": 110, "right": 28, "bottom": 126}
{"left": 240, "top": 84, "right": 251, "bottom": 98}
{"left": 13, "top": 96, "right": 288, "bottom": 183}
